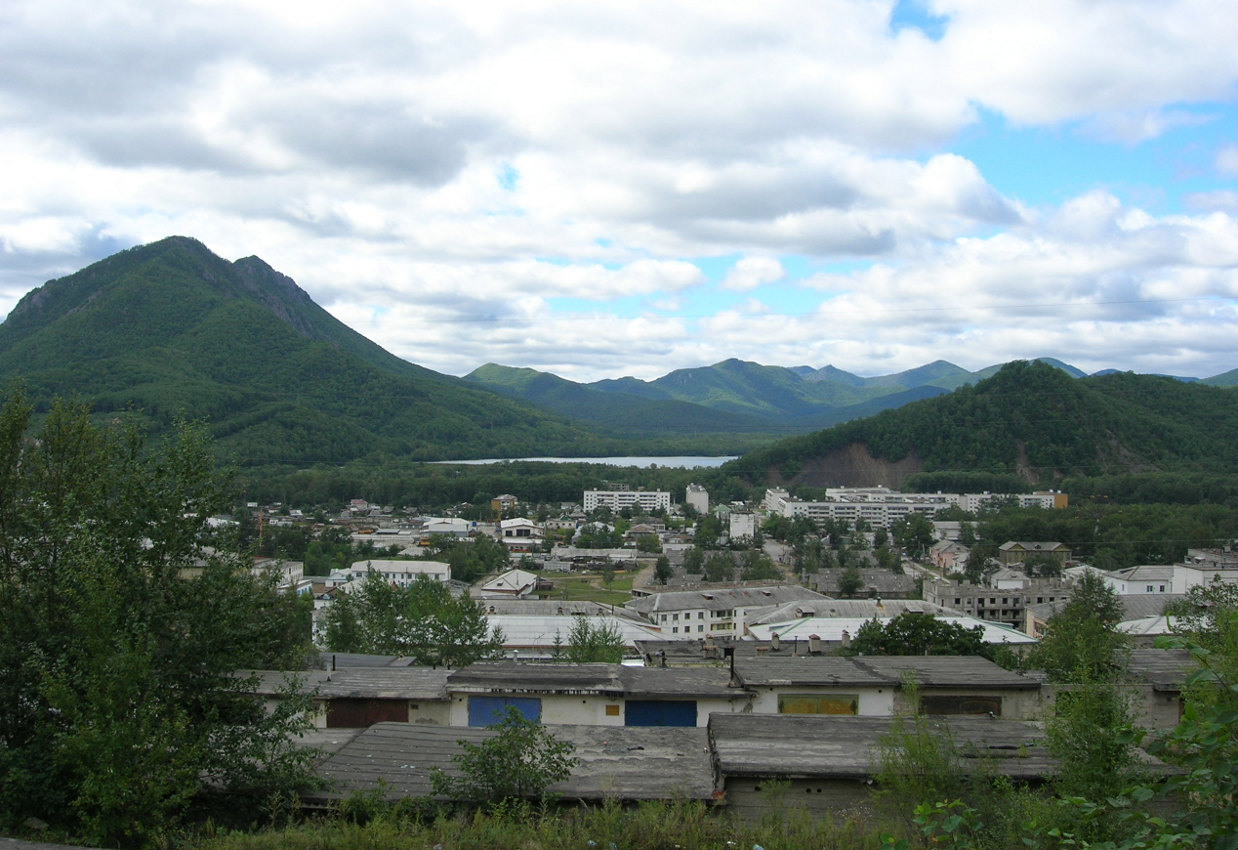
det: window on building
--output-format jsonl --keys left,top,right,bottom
{"left": 778, "top": 694, "right": 858, "bottom": 715}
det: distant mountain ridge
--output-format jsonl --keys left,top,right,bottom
{"left": 464, "top": 355, "right": 1229, "bottom": 437}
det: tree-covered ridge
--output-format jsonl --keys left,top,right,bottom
{"left": 726, "top": 360, "right": 1238, "bottom": 488}
{"left": 465, "top": 356, "right": 1233, "bottom": 443}
{"left": 0, "top": 237, "right": 615, "bottom": 463}
{"left": 466, "top": 358, "right": 965, "bottom": 437}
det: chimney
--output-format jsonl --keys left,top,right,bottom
{"left": 771, "top": 632, "right": 781, "bottom": 652}
{"left": 808, "top": 634, "right": 822, "bottom": 655}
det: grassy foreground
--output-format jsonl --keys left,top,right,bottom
{"left": 190, "top": 799, "right": 890, "bottom": 850}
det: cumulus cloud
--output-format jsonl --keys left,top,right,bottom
{"left": 722, "top": 257, "right": 785, "bottom": 291}
{"left": 3, "top": 0, "right": 1238, "bottom": 382}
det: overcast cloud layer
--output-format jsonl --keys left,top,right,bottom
{"left": 2, "top": 0, "right": 1238, "bottom": 381}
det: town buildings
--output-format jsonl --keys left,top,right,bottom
{"left": 763, "top": 486, "right": 1066, "bottom": 530}
{"left": 923, "top": 573, "right": 1074, "bottom": 630}
{"left": 583, "top": 487, "right": 671, "bottom": 513}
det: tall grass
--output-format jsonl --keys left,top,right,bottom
{"left": 190, "top": 797, "right": 895, "bottom": 850}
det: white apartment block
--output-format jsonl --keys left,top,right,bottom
{"left": 584, "top": 489, "right": 671, "bottom": 513}
{"left": 729, "top": 511, "right": 757, "bottom": 541}
{"left": 685, "top": 483, "right": 710, "bottom": 515}
{"left": 763, "top": 486, "right": 1067, "bottom": 530}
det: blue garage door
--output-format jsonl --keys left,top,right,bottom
{"left": 468, "top": 696, "right": 542, "bottom": 727}
{"left": 625, "top": 699, "right": 697, "bottom": 727}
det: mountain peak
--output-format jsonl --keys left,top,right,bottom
{"left": 0, "top": 236, "right": 596, "bottom": 463}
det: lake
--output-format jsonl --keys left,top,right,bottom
{"left": 436, "top": 456, "right": 737, "bottom": 468}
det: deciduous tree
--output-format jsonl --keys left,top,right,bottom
{"left": 847, "top": 611, "right": 986, "bottom": 657}
{"left": 0, "top": 393, "right": 316, "bottom": 846}
{"left": 323, "top": 572, "right": 504, "bottom": 666}
{"left": 564, "top": 617, "right": 625, "bottom": 663}
{"left": 430, "top": 706, "right": 577, "bottom": 805}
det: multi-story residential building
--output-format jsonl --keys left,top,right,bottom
{"left": 998, "top": 541, "right": 1072, "bottom": 566}
{"left": 490, "top": 493, "right": 518, "bottom": 518}
{"left": 762, "top": 487, "right": 1068, "bottom": 531}
{"left": 923, "top": 574, "right": 1073, "bottom": 630}
{"left": 584, "top": 488, "right": 671, "bottom": 513}
{"left": 685, "top": 483, "right": 709, "bottom": 515}
{"left": 929, "top": 539, "right": 971, "bottom": 572}
{"left": 729, "top": 511, "right": 756, "bottom": 541}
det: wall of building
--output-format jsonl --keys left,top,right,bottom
{"left": 747, "top": 686, "right": 895, "bottom": 717}
{"left": 891, "top": 688, "right": 1044, "bottom": 721}
{"left": 722, "top": 777, "right": 874, "bottom": 823}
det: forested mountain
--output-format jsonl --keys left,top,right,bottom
{"left": 466, "top": 356, "right": 1232, "bottom": 438}
{"left": 466, "top": 358, "right": 958, "bottom": 436}
{"left": 0, "top": 237, "right": 612, "bottom": 464}
{"left": 723, "top": 360, "right": 1238, "bottom": 491}
{"left": 462, "top": 362, "right": 774, "bottom": 436}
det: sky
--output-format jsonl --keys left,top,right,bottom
{"left": 3, "top": 0, "right": 1238, "bottom": 383}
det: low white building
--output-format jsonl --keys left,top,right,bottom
{"left": 626, "top": 585, "right": 830, "bottom": 638}
{"left": 253, "top": 557, "right": 305, "bottom": 590}
{"left": 732, "top": 655, "right": 1042, "bottom": 720}
{"left": 345, "top": 559, "right": 451, "bottom": 588}
{"left": 477, "top": 568, "right": 541, "bottom": 598}
{"left": 445, "top": 662, "right": 751, "bottom": 727}
{"left": 1101, "top": 563, "right": 1238, "bottom": 596}
{"left": 422, "top": 517, "right": 472, "bottom": 538}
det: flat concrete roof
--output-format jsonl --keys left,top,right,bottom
{"left": 731, "top": 655, "right": 1038, "bottom": 690}
{"left": 305, "top": 722, "right": 715, "bottom": 805}
{"left": 709, "top": 713, "right": 1053, "bottom": 780}
{"left": 1127, "top": 648, "right": 1198, "bottom": 691}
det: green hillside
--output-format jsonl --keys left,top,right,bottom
{"left": 725, "top": 360, "right": 1238, "bottom": 489}
{"left": 0, "top": 237, "right": 609, "bottom": 464}
{"left": 463, "top": 363, "right": 778, "bottom": 451}
{"left": 467, "top": 356, "right": 1167, "bottom": 441}
{"left": 468, "top": 358, "right": 979, "bottom": 436}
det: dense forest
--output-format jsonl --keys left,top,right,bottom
{"left": 726, "top": 361, "right": 1238, "bottom": 489}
